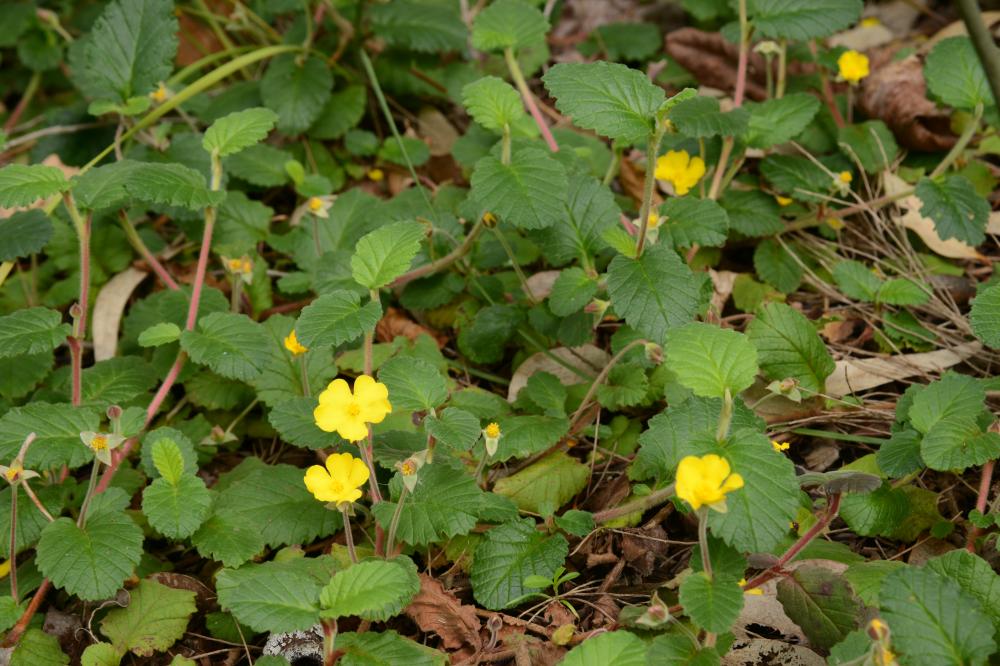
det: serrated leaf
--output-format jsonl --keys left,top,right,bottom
{"left": 295, "top": 290, "right": 382, "bottom": 348}
{"left": 760, "top": 154, "right": 837, "bottom": 204}
{"left": 0, "top": 484, "right": 63, "bottom": 558}
{"left": 750, "top": 0, "right": 863, "bottom": 40}
{"left": 150, "top": 438, "right": 184, "bottom": 484}
{"left": 925, "top": 36, "right": 995, "bottom": 111}
{"left": 351, "top": 220, "right": 425, "bottom": 290}
{"left": 606, "top": 243, "right": 701, "bottom": 344}
{"left": 100, "top": 579, "right": 196, "bottom": 657}
{"left": 720, "top": 189, "right": 783, "bottom": 237}
{"left": 665, "top": 322, "right": 758, "bottom": 398}
{"left": 424, "top": 408, "right": 481, "bottom": 451}
{"left": 775, "top": 564, "right": 862, "bottom": 651}
{"left": 457, "top": 304, "right": 523, "bottom": 364}
{"left": 36, "top": 513, "right": 144, "bottom": 601}
{"left": 129, "top": 162, "right": 226, "bottom": 210}
{"left": 679, "top": 572, "right": 743, "bottom": 633}
{"left": 80, "top": 642, "right": 120, "bottom": 666}
{"left": 746, "top": 302, "right": 834, "bottom": 394}
{"left": 971, "top": 283, "right": 1000, "bottom": 348}
{"left": 373, "top": 464, "right": 485, "bottom": 546}
{"left": 471, "top": 148, "right": 567, "bottom": 229}
{"left": 844, "top": 560, "right": 905, "bottom": 605}
{"left": 80, "top": 356, "right": 156, "bottom": 408}
{"left": 657, "top": 196, "right": 730, "bottom": 249}
{"left": 0, "top": 402, "right": 99, "bottom": 470}
{"left": 81, "top": 0, "right": 177, "bottom": 101}
{"left": 535, "top": 174, "right": 619, "bottom": 266}
{"left": 0, "top": 210, "right": 53, "bottom": 261}
{"left": 470, "top": 518, "right": 568, "bottom": 609}
{"left": 908, "top": 372, "right": 999, "bottom": 471}
{"left": 0, "top": 164, "right": 68, "bottom": 208}
{"left": 548, "top": 267, "right": 597, "bottom": 316}
{"left": 670, "top": 95, "right": 749, "bottom": 138}
{"left": 0, "top": 307, "right": 70, "bottom": 359}
{"left": 337, "top": 630, "right": 448, "bottom": 666}
{"left": 203, "top": 107, "right": 278, "bottom": 157}
{"left": 10, "top": 629, "right": 69, "bottom": 666}
{"left": 543, "top": 61, "right": 665, "bottom": 144}
{"left": 463, "top": 76, "right": 524, "bottom": 132}
{"left": 596, "top": 363, "right": 649, "bottom": 409}
{"left": 377, "top": 356, "right": 448, "bottom": 411}
{"left": 269, "top": 397, "right": 343, "bottom": 449}
{"left": 471, "top": 0, "right": 548, "bottom": 52}
{"left": 493, "top": 451, "right": 588, "bottom": 514}
{"left": 191, "top": 513, "right": 266, "bottom": 568}
{"left": 309, "top": 85, "right": 367, "bottom": 140}
{"left": 180, "top": 312, "right": 269, "bottom": 381}
{"left": 877, "top": 279, "right": 929, "bottom": 306}
{"left": 320, "top": 557, "right": 420, "bottom": 621}
{"left": 138, "top": 322, "right": 180, "bottom": 347}
{"left": 881, "top": 566, "right": 996, "bottom": 665}
{"left": 261, "top": 54, "right": 332, "bottom": 135}
{"left": 926, "top": 550, "right": 1000, "bottom": 634}
{"left": 492, "top": 415, "right": 569, "bottom": 461}
{"left": 837, "top": 120, "right": 899, "bottom": 173}
{"left": 745, "top": 93, "right": 820, "bottom": 148}
{"left": 0, "top": 351, "right": 53, "bottom": 400}
{"left": 250, "top": 315, "right": 337, "bottom": 407}
{"left": 371, "top": 0, "right": 465, "bottom": 52}
{"left": 143, "top": 475, "right": 211, "bottom": 539}
{"left": 915, "top": 175, "right": 989, "bottom": 246}
{"left": 515, "top": 373, "right": 568, "bottom": 418}
{"left": 876, "top": 429, "right": 924, "bottom": 478}
{"left": 226, "top": 143, "right": 292, "bottom": 187}
{"left": 560, "top": 631, "right": 647, "bottom": 666}
{"left": 840, "top": 484, "right": 910, "bottom": 536}
{"left": 216, "top": 560, "right": 322, "bottom": 633}
{"left": 832, "top": 259, "right": 881, "bottom": 301}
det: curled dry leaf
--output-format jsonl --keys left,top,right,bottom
{"left": 883, "top": 172, "right": 984, "bottom": 260}
{"left": 92, "top": 267, "right": 149, "bottom": 362}
{"left": 507, "top": 345, "right": 608, "bottom": 401}
{"left": 723, "top": 639, "right": 824, "bottom": 666}
{"left": 525, "top": 270, "right": 561, "bottom": 301}
{"left": 665, "top": 28, "right": 769, "bottom": 102}
{"left": 375, "top": 306, "right": 447, "bottom": 348}
{"left": 404, "top": 574, "right": 482, "bottom": 653}
{"left": 825, "top": 341, "right": 981, "bottom": 398}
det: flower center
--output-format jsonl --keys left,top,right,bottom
{"left": 309, "top": 197, "right": 323, "bottom": 211}
{"left": 92, "top": 436, "right": 108, "bottom": 451}
{"left": 347, "top": 403, "right": 361, "bottom": 417}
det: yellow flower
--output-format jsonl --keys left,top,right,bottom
{"left": 314, "top": 375, "right": 392, "bottom": 442}
{"left": 80, "top": 431, "right": 124, "bottom": 465}
{"left": 307, "top": 196, "right": 332, "bottom": 218}
{"left": 738, "top": 578, "right": 763, "bottom": 595}
{"left": 647, "top": 212, "right": 662, "bottom": 229}
{"left": 308, "top": 196, "right": 324, "bottom": 212}
{"left": 675, "top": 454, "right": 744, "bottom": 512}
{"left": 775, "top": 195, "right": 793, "bottom": 207}
{"left": 150, "top": 83, "right": 168, "bottom": 103}
{"left": 869, "top": 618, "right": 890, "bottom": 640}
{"left": 484, "top": 423, "right": 501, "bottom": 439}
{"left": 654, "top": 150, "right": 706, "bottom": 196}
{"left": 303, "top": 452, "right": 369, "bottom": 505}
{"left": 838, "top": 171, "right": 853, "bottom": 184}
{"left": 284, "top": 330, "right": 308, "bottom": 356}
{"left": 483, "top": 422, "right": 501, "bottom": 457}
{"left": 368, "top": 168, "right": 384, "bottom": 182}
{"left": 772, "top": 440, "right": 790, "bottom": 453}
{"left": 860, "top": 16, "right": 881, "bottom": 28}
{"left": 837, "top": 50, "right": 870, "bottom": 84}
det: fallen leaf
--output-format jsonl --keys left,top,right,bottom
{"left": 825, "top": 341, "right": 981, "bottom": 398}
{"left": 92, "top": 267, "right": 148, "bottom": 361}
{"left": 723, "top": 638, "right": 824, "bottom": 666}
{"left": 525, "top": 270, "right": 560, "bottom": 301}
{"left": 665, "top": 29, "right": 769, "bottom": 102}
{"left": 709, "top": 269, "right": 738, "bottom": 318}
{"left": 418, "top": 108, "right": 460, "bottom": 157}
{"left": 375, "top": 306, "right": 447, "bottom": 348}
{"left": 405, "top": 574, "right": 482, "bottom": 653}
{"left": 508, "top": 345, "right": 608, "bottom": 401}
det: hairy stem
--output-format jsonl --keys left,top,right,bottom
{"left": 697, "top": 509, "right": 713, "bottom": 579}
{"left": 118, "top": 212, "right": 179, "bottom": 290}
{"left": 341, "top": 509, "right": 358, "bottom": 564}
{"left": 930, "top": 103, "right": 982, "bottom": 179}
{"left": 9, "top": 486, "right": 17, "bottom": 603}
{"left": 634, "top": 133, "right": 661, "bottom": 257}
{"left": 393, "top": 220, "right": 484, "bottom": 287}
{"left": 594, "top": 483, "right": 676, "bottom": 525}
{"left": 385, "top": 486, "right": 410, "bottom": 557}
{"left": 968, "top": 459, "right": 995, "bottom": 552}
{"left": 20, "top": 480, "right": 53, "bottom": 523}
{"left": 504, "top": 47, "right": 559, "bottom": 152}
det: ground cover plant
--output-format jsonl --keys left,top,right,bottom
{"left": 4, "top": 0, "right": 1000, "bottom": 663}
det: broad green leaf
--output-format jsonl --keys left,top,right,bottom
{"left": 877, "top": 279, "right": 930, "bottom": 306}
{"left": 140, "top": 429, "right": 197, "bottom": 479}
{"left": 471, "top": 0, "right": 548, "bottom": 52}
{"left": 645, "top": 634, "right": 718, "bottom": 665}
{"left": 319, "top": 557, "right": 420, "bottom": 621}
{"left": 80, "top": 0, "right": 177, "bottom": 101}
{"left": 492, "top": 415, "right": 569, "bottom": 461}
{"left": 720, "top": 189, "right": 783, "bottom": 237}
{"left": 150, "top": 438, "right": 184, "bottom": 484}
{"left": 927, "top": 550, "right": 1000, "bottom": 633}
{"left": 543, "top": 61, "right": 665, "bottom": 144}
{"left": 226, "top": 143, "right": 292, "bottom": 187}
{"left": 337, "top": 630, "right": 448, "bottom": 666}
{"left": 309, "top": 85, "right": 367, "bottom": 140}
{"left": 555, "top": 510, "right": 595, "bottom": 537}
{"left": 560, "top": 631, "right": 647, "bottom": 666}
{"left": 424, "top": 408, "right": 481, "bottom": 451}
{"left": 470, "top": 518, "right": 568, "bottom": 609}
{"left": 180, "top": 312, "right": 269, "bottom": 381}
{"left": 971, "top": 283, "right": 1000, "bottom": 348}
{"left": 457, "top": 304, "right": 523, "bottom": 364}
{"left": 750, "top": 0, "right": 863, "bottom": 40}
{"left": 670, "top": 95, "right": 749, "bottom": 138}
{"left": 775, "top": 563, "right": 862, "bottom": 651}
{"left": 268, "top": 397, "right": 343, "bottom": 449}
{"left": 0, "top": 351, "right": 52, "bottom": 400}
{"left": 746, "top": 302, "right": 834, "bottom": 394}
{"left": 832, "top": 260, "right": 881, "bottom": 301}
{"left": 0, "top": 210, "right": 53, "bottom": 261}
{"left": 606, "top": 243, "right": 701, "bottom": 344}
{"left": 837, "top": 120, "right": 899, "bottom": 173}
{"left": 351, "top": 220, "right": 426, "bottom": 290}
{"left": 138, "top": 322, "right": 181, "bottom": 347}
{"left": 548, "top": 267, "right": 598, "bottom": 316}
{"left": 745, "top": 93, "right": 821, "bottom": 148}
{"left": 876, "top": 429, "right": 924, "bottom": 478}
{"left": 679, "top": 572, "right": 744, "bottom": 633}
{"left": 915, "top": 175, "right": 989, "bottom": 246}
{"left": 657, "top": 196, "right": 730, "bottom": 249}
{"left": 295, "top": 290, "right": 382, "bottom": 348}
{"left": 370, "top": 0, "right": 465, "bottom": 52}
{"left": 840, "top": 484, "right": 910, "bottom": 536}
{"left": 535, "top": 174, "right": 619, "bottom": 266}
{"left": 516, "top": 372, "right": 568, "bottom": 417}
{"left": 665, "top": 322, "right": 758, "bottom": 398}
{"left": 0, "top": 307, "right": 70, "bottom": 359}
{"left": 0, "top": 402, "right": 99, "bottom": 470}
{"left": 191, "top": 513, "right": 266, "bottom": 568}
{"left": 462, "top": 76, "right": 524, "bottom": 132}
{"left": 250, "top": 315, "right": 337, "bottom": 407}
{"left": 596, "top": 363, "right": 649, "bottom": 409}
{"left": 471, "top": 148, "right": 567, "bottom": 229}
{"left": 261, "top": 54, "right": 332, "bottom": 135}
{"left": 36, "top": 512, "right": 144, "bottom": 601}
{"left": 10, "top": 629, "right": 69, "bottom": 666}
{"left": 80, "top": 643, "right": 121, "bottom": 666}
{"left": 100, "top": 579, "right": 196, "bottom": 657}
{"left": 493, "top": 452, "right": 588, "bottom": 514}
{"left": 760, "top": 154, "right": 838, "bottom": 204}
{"left": 0, "top": 164, "right": 69, "bottom": 208}
{"left": 216, "top": 559, "right": 328, "bottom": 633}
{"left": 377, "top": 356, "right": 449, "bottom": 411}
{"left": 203, "top": 107, "right": 278, "bottom": 157}
{"left": 881, "top": 566, "right": 996, "bottom": 665}
{"left": 80, "top": 356, "right": 156, "bottom": 408}
{"left": 142, "top": 475, "right": 211, "bottom": 538}
{"left": 843, "top": 560, "right": 906, "bottom": 605}
{"left": 908, "top": 372, "right": 1000, "bottom": 470}
{"left": 127, "top": 162, "right": 225, "bottom": 210}
{"left": 0, "top": 484, "right": 63, "bottom": 558}
{"left": 924, "top": 36, "right": 995, "bottom": 111}
{"left": 592, "top": 21, "right": 661, "bottom": 61}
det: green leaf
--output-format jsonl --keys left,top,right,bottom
{"left": 560, "top": 631, "right": 647, "bottom": 666}
{"left": 535, "top": 174, "right": 619, "bottom": 266}
{"left": 971, "top": 283, "right": 1000, "bottom": 348}
{"left": 251, "top": 315, "right": 337, "bottom": 407}
{"left": 191, "top": 513, "right": 266, "bottom": 568}
{"left": 150, "top": 437, "right": 184, "bottom": 484}
{"left": 261, "top": 54, "right": 332, "bottom": 135}
{"left": 457, "top": 304, "right": 522, "bottom": 364}
{"left": 80, "top": 356, "right": 156, "bottom": 408}
{"left": 226, "top": 143, "right": 292, "bottom": 187}
{"left": 319, "top": 557, "right": 420, "bottom": 621}
{"left": 180, "top": 312, "right": 269, "bottom": 381}
{"left": 679, "top": 572, "right": 743, "bottom": 633}
{"left": 543, "top": 61, "right": 665, "bottom": 144}
{"left": 843, "top": 560, "right": 905, "bottom": 605}
{"left": 881, "top": 565, "right": 996, "bottom": 665}
{"left": 909, "top": 372, "right": 999, "bottom": 471}
{"left": 216, "top": 560, "right": 323, "bottom": 633}
{"left": 924, "top": 36, "right": 995, "bottom": 111}
{"left": 745, "top": 93, "right": 821, "bottom": 148}
{"left": 370, "top": 0, "right": 465, "bottom": 52}
{"left": 100, "top": 579, "right": 196, "bottom": 657}
{"left": 463, "top": 76, "right": 524, "bottom": 132}
{"left": 549, "top": 267, "right": 598, "bottom": 316}
{"left": 670, "top": 95, "right": 749, "bottom": 138}
{"left": 665, "top": 322, "right": 758, "bottom": 398}
{"left": 596, "top": 363, "right": 649, "bottom": 409}
{"left": 10, "top": 629, "right": 69, "bottom": 666}
{"left": 837, "top": 120, "right": 899, "bottom": 173}
{"left": 424, "top": 408, "right": 481, "bottom": 451}
{"left": 746, "top": 302, "right": 834, "bottom": 394}
{"left": 877, "top": 279, "right": 930, "bottom": 306}
{"left": 555, "top": 510, "right": 595, "bottom": 537}
{"left": 0, "top": 307, "right": 70, "bottom": 359}
{"left": 143, "top": 475, "right": 211, "bottom": 539}
{"left": 309, "top": 85, "right": 366, "bottom": 140}
{"left": 840, "top": 484, "right": 910, "bottom": 536}
{"left": 80, "top": 0, "right": 177, "bottom": 101}
{"left": 140, "top": 429, "right": 197, "bottom": 479}
{"left": 78, "top": 160, "right": 226, "bottom": 211}
{"left": 926, "top": 550, "right": 1000, "bottom": 634}
{"left": 494, "top": 451, "right": 588, "bottom": 514}
{"left": 373, "top": 464, "right": 485, "bottom": 546}
{"left": 0, "top": 484, "right": 63, "bottom": 558}
{"left": 203, "top": 107, "right": 278, "bottom": 157}
{"left": 606, "top": 243, "right": 702, "bottom": 345}
{"left": 876, "top": 429, "right": 924, "bottom": 478}
{"left": 0, "top": 402, "right": 99, "bottom": 470}
{"left": 36, "top": 512, "right": 144, "bottom": 601}
{"left": 337, "top": 630, "right": 448, "bottom": 666}
{"left": 915, "top": 175, "right": 989, "bottom": 246}
{"left": 377, "top": 356, "right": 449, "bottom": 412}
{"left": 470, "top": 518, "right": 568, "bottom": 609}
{"left": 760, "top": 154, "right": 836, "bottom": 204}
{"left": 0, "top": 210, "right": 53, "bottom": 261}
{"left": 775, "top": 564, "right": 862, "bottom": 651}
{"left": 657, "top": 196, "right": 730, "bottom": 249}
{"left": 471, "top": 0, "right": 548, "bottom": 52}
{"left": 295, "top": 290, "right": 382, "bottom": 348}
{"left": 0, "top": 164, "right": 69, "bottom": 208}
{"left": 80, "top": 642, "right": 121, "bottom": 666}
{"left": 720, "top": 190, "right": 783, "bottom": 237}
{"left": 269, "top": 397, "right": 343, "bottom": 449}
{"left": 138, "top": 322, "right": 181, "bottom": 347}
{"left": 471, "top": 148, "right": 567, "bottom": 229}
{"left": 0, "top": 351, "right": 52, "bottom": 400}
{"left": 492, "top": 415, "right": 569, "bottom": 461}
{"left": 750, "top": 0, "right": 863, "bottom": 40}
{"left": 351, "top": 220, "right": 425, "bottom": 290}
{"left": 646, "top": 634, "right": 718, "bottom": 665}
{"left": 832, "top": 260, "right": 881, "bottom": 301}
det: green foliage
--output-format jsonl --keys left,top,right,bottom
{"left": 377, "top": 357, "right": 448, "bottom": 411}
{"left": 100, "top": 579, "right": 197, "bottom": 657}
{"left": 657, "top": 196, "right": 730, "bottom": 249}
{"left": 746, "top": 302, "right": 834, "bottom": 394}
{"left": 750, "top": 0, "right": 863, "bottom": 40}
{"left": 0, "top": 307, "right": 70, "bottom": 359}
{"left": 216, "top": 558, "right": 329, "bottom": 633}
{"left": 0, "top": 402, "right": 99, "bottom": 470}
{"left": 295, "top": 291, "right": 382, "bottom": 348}
{"left": 0, "top": 164, "right": 69, "bottom": 208}
{"left": 679, "top": 572, "right": 744, "bottom": 633}
{"left": 470, "top": 518, "right": 568, "bottom": 609}
{"left": 838, "top": 120, "right": 900, "bottom": 173}
{"left": 493, "top": 452, "right": 588, "bottom": 514}
{"left": 319, "top": 557, "right": 420, "bottom": 621}
{"left": 0, "top": 210, "right": 53, "bottom": 261}
{"left": 971, "top": 283, "right": 1000, "bottom": 348}
{"left": 775, "top": 564, "right": 862, "bottom": 651}
{"left": 471, "top": 148, "right": 567, "bottom": 229}
{"left": 352, "top": 221, "right": 425, "bottom": 290}
{"left": 181, "top": 312, "right": 269, "bottom": 381}
{"left": 924, "top": 36, "right": 995, "bottom": 111}
{"left": 560, "top": 631, "right": 647, "bottom": 666}
{"left": 471, "top": 0, "right": 548, "bottom": 52}
{"left": 665, "top": 322, "right": 758, "bottom": 398}
{"left": 745, "top": 93, "right": 820, "bottom": 148}
{"left": 261, "top": 54, "right": 332, "bottom": 135}
{"left": 370, "top": 0, "right": 466, "bottom": 53}
{"left": 915, "top": 175, "right": 990, "bottom": 246}
{"left": 463, "top": 77, "right": 525, "bottom": 132}
{"left": 142, "top": 440, "right": 211, "bottom": 538}
{"left": 670, "top": 96, "right": 749, "bottom": 138}
{"left": 203, "top": 108, "right": 279, "bottom": 157}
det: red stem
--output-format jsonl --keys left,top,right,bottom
{"left": 967, "top": 459, "right": 995, "bottom": 552}
{"left": 186, "top": 214, "right": 216, "bottom": 331}
{"left": 524, "top": 92, "right": 559, "bottom": 153}
{"left": 733, "top": 35, "right": 748, "bottom": 107}
{"left": 810, "top": 42, "right": 846, "bottom": 128}
{"left": 0, "top": 580, "right": 49, "bottom": 648}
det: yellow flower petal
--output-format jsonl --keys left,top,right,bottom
{"left": 326, "top": 452, "right": 354, "bottom": 481}
{"left": 318, "top": 378, "right": 352, "bottom": 405}
{"left": 347, "top": 456, "right": 370, "bottom": 488}
{"left": 304, "top": 465, "right": 335, "bottom": 500}
{"left": 837, "top": 50, "right": 869, "bottom": 84}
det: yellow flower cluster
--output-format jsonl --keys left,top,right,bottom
{"left": 675, "top": 454, "right": 744, "bottom": 512}
{"left": 654, "top": 150, "right": 705, "bottom": 196}
{"left": 303, "top": 452, "right": 369, "bottom": 506}
{"left": 314, "top": 376, "right": 392, "bottom": 442}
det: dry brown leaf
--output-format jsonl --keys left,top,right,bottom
{"left": 825, "top": 341, "right": 981, "bottom": 398}
{"left": 375, "top": 306, "right": 446, "bottom": 348}
{"left": 525, "top": 270, "right": 560, "bottom": 301}
{"left": 665, "top": 29, "right": 769, "bottom": 102}
{"left": 723, "top": 638, "right": 824, "bottom": 666}
{"left": 418, "top": 108, "right": 460, "bottom": 157}
{"left": 405, "top": 574, "right": 482, "bottom": 653}
{"left": 507, "top": 345, "right": 609, "bottom": 401}
{"left": 92, "top": 267, "right": 148, "bottom": 362}
{"left": 734, "top": 578, "right": 807, "bottom": 644}
{"left": 884, "top": 172, "right": 984, "bottom": 260}
{"left": 709, "top": 269, "right": 738, "bottom": 318}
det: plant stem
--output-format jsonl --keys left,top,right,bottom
{"left": 956, "top": 0, "right": 1000, "bottom": 111}
{"left": 504, "top": 47, "right": 559, "bottom": 152}
{"left": 501, "top": 124, "right": 512, "bottom": 166}
{"left": 385, "top": 486, "right": 409, "bottom": 557}
{"left": 634, "top": 132, "right": 661, "bottom": 257}
{"left": 968, "top": 459, "right": 995, "bottom": 552}
{"left": 341, "top": 508, "right": 358, "bottom": 564}
{"left": 715, "top": 389, "right": 733, "bottom": 442}
{"left": 230, "top": 279, "right": 243, "bottom": 313}
{"left": 569, "top": 339, "right": 647, "bottom": 431}
{"left": 1, "top": 580, "right": 50, "bottom": 648}
{"left": 930, "top": 104, "right": 982, "bottom": 179}
{"left": 594, "top": 483, "right": 676, "bottom": 525}
{"left": 776, "top": 40, "right": 787, "bottom": 99}
{"left": 602, "top": 147, "right": 622, "bottom": 186}
{"left": 118, "top": 212, "right": 179, "bottom": 290}
{"left": 0, "top": 262, "right": 13, "bottom": 290}
{"left": 322, "top": 618, "right": 339, "bottom": 666}
{"left": 77, "top": 461, "right": 101, "bottom": 529}
{"left": 20, "top": 480, "right": 53, "bottom": 522}
{"left": 697, "top": 509, "right": 713, "bottom": 580}
{"left": 812, "top": 41, "right": 845, "bottom": 128}
{"left": 9, "top": 485, "right": 17, "bottom": 603}
{"left": 393, "top": 220, "right": 484, "bottom": 287}
{"left": 3, "top": 72, "right": 40, "bottom": 133}
{"left": 708, "top": 0, "right": 749, "bottom": 201}
{"left": 299, "top": 357, "right": 311, "bottom": 396}
{"left": 492, "top": 227, "right": 537, "bottom": 303}
{"left": 63, "top": 195, "right": 91, "bottom": 409}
